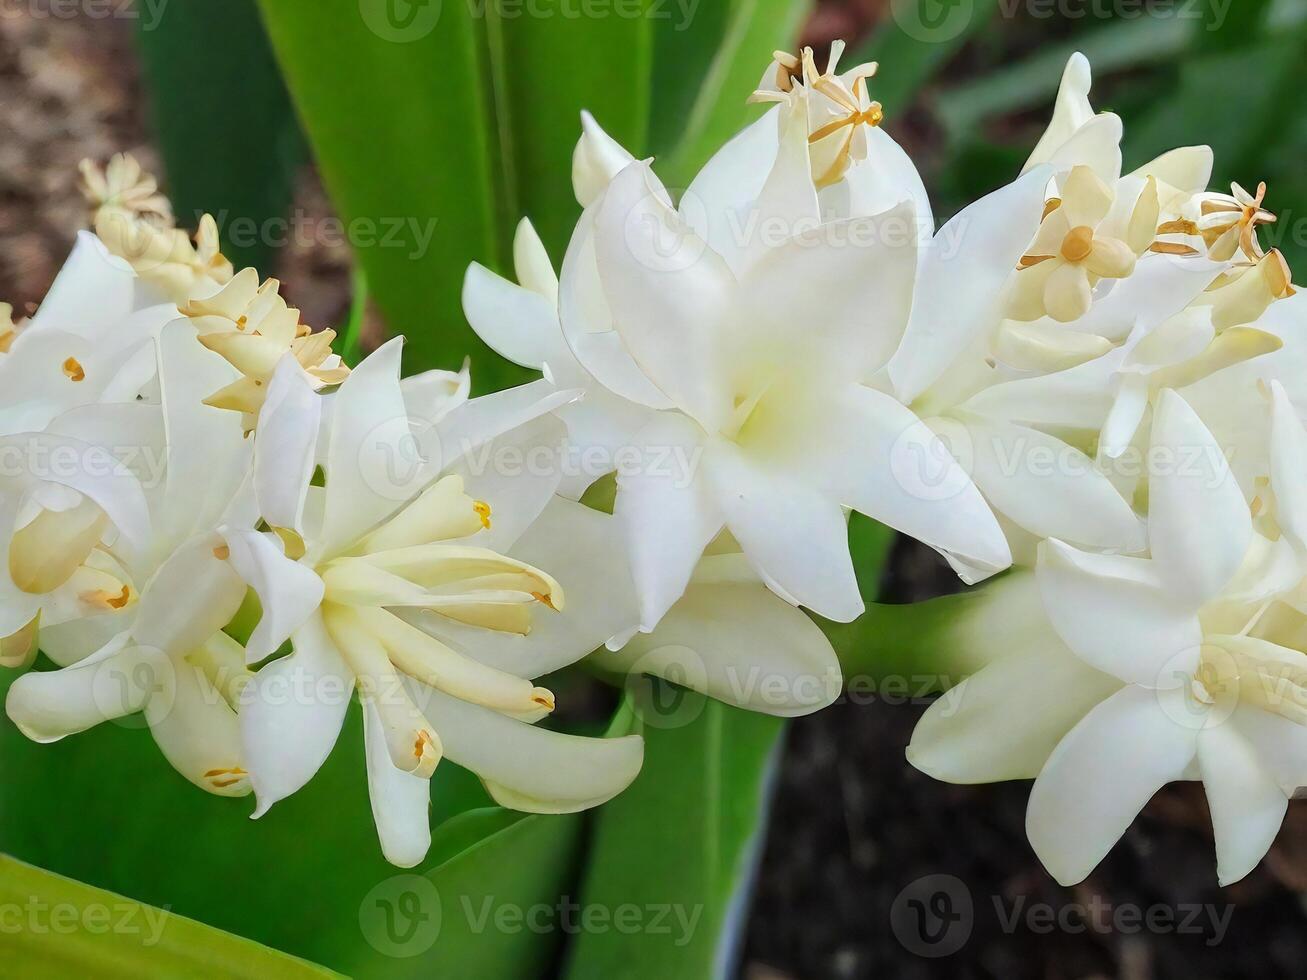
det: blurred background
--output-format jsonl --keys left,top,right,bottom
{"left": 3, "top": 1, "right": 1307, "bottom": 978}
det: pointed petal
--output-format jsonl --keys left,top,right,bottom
{"left": 411, "top": 681, "right": 644, "bottom": 813}
{"left": 242, "top": 612, "right": 354, "bottom": 817}
{"left": 908, "top": 645, "right": 1122, "bottom": 783}
{"left": 603, "top": 561, "right": 842, "bottom": 716}
{"left": 254, "top": 354, "right": 321, "bottom": 535}
{"left": 615, "top": 412, "right": 721, "bottom": 630}
{"left": 591, "top": 161, "right": 736, "bottom": 430}
{"left": 1037, "top": 539, "right": 1202, "bottom": 686}
{"left": 362, "top": 695, "right": 432, "bottom": 868}
{"left": 1197, "top": 722, "right": 1287, "bottom": 886}
{"left": 221, "top": 529, "right": 324, "bottom": 663}
{"left": 889, "top": 167, "right": 1051, "bottom": 403}
{"left": 147, "top": 658, "right": 250, "bottom": 798}
{"left": 707, "top": 443, "right": 862, "bottom": 623}
{"left": 1027, "top": 685, "right": 1198, "bottom": 885}
{"left": 1148, "top": 390, "right": 1251, "bottom": 601}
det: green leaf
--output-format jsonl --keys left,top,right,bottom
{"left": 657, "top": 0, "right": 813, "bottom": 187}
{"left": 254, "top": 0, "right": 525, "bottom": 385}
{"left": 135, "top": 0, "right": 304, "bottom": 273}
{"left": 933, "top": 16, "right": 1196, "bottom": 140}
{"left": 0, "top": 854, "right": 339, "bottom": 978}
{"left": 562, "top": 695, "right": 785, "bottom": 978}
{"left": 339, "top": 266, "right": 370, "bottom": 367}
{"left": 490, "top": 0, "right": 656, "bottom": 258}
{"left": 0, "top": 665, "right": 579, "bottom": 977}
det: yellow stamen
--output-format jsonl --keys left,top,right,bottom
{"left": 62, "top": 357, "right": 85, "bottom": 382}
{"left": 213, "top": 544, "right": 231, "bottom": 560}
{"left": 473, "top": 500, "right": 492, "bottom": 530}
{"left": 531, "top": 591, "right": 558, "bottom": 611}
{"left": 80, "top": 584, "right": 132, "bottom": 610}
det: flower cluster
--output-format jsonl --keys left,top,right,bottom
{"left": 2, "top": 44, "right": 1303, "bottom": 884}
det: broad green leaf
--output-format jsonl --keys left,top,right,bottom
{"left": 657, "top": 0, "right": 813, "bottom": 187}
{"left": 491, "top": 0, "right": 656, "bottom": 258}
{"left": 254, "top": 0, "right": 525, "bottom": 385}
{"left": 135, "top": 0, "right": 303, "bottom": 274}
{"left": 0, "top": 854, "right": 339, "bottom": 978}
{"left": 344, "top": 809, "right": 584, "bottom": 979}
{"left": 562, "top": 696, "right": 784, "bottom": 979}
{"left": 0, "top": 660, "right": 582, "bottom": 977}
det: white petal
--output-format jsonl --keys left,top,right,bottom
{"left": 1037, "top": 539, "right": 1202, "bottom": 686}
{"left": 418, "top": 497, "right": 639, "bottom": 677}
{"left": 1148, "top": 389, "right": 1251, "bottom": 601}
{"left": 447, "top": 414, "right": 566, "bottom": 554}
{"left": 462, "top": 262, "right": 567, "bottom": 371}
{"left": 430, "top": 379, "right": 579, "bottom": 476}
{"left": 963, "top": 415, "right": 1144, "bottom": 552}
{"left": 320, "top": 337, "right": 414, "bottom": 557}
{"left": 681, "top": 105, "right": 780, "bottom": 261}
{"left": 572, "top": 109, "right": 637, "bottom": 207}
{"left": 220, "top": 529, "right": 324, "bottom": 662}
{"left": 1027, "top": 685, "right": 1198, "bottom": 885}
{"left": 908, "top": 645, "right": 1122, "bottom": 783}
{"left": 557, "top": 208, "right": 674, "bottom": 411}
{"left": 736, "top": 201, "right": 919, "bottom": 383}
{"left": 706, "top": 442, "right": 862, "bottom": 623}
{"left": 889, "top": 167, "right": 1050, "bottom": 403}
{"left": 959, "top": 347, "right": 1122, "bottom": 430}
{"left": 1129, "top": 146, "right": 1213, "bottom": 197}
{"left": 615, "top": 412, "right": 721, "bottom": 630}
{"left": 5, "top": 634, "right": 163, "bottom": 741}
{"left": 1070, "top": 254, "right": 1222, "bottom": 343}
{"left": 1023, "top": 53, "right": 1095, "bottom": 173}
{"left": 132, "top": 534, "right": 247, "bottom": 655}
{"left": 716, "top": 95, "right": 819, "bottom": 276}
{"left": 827, "top": 387, "right": 1011, "bottom": 583}
{"left": 410, "top": 681, "right": 644, "bottom": 813}
{"left": 362, "top": 695, "right": 432, "bottom": 868}
{"left": 1098, "top": 373, "right": 1150, "bottom": 459}
{"left": 591, "top": 161, "right": 736, "bottom": 430}
{"left": 832, "top": 126, "right": 934, "bottom": 235}
{"left": 1269, "top": 380, "right": 1307, "bottom": 554}
{"left": 1040, "top": 112, "right": 1123, "bottom": 186}
{"left": 156, "top": 320, "right": 251, "bottom": 550}
{"left": 242, "top": 612, "right": 354, "bottom": 817}
{"left": 28, "top": 232, "right": 143, "bottom": 336}
{"left": 147, "top": 657, "right": 250, "bottom": 798}
{"left": 254, "top": 354, "right": 321, "bottom": 535}
{"left": 603, "top": 561, "right": 842, "bottom": 716}
{"left": 1197, "top": 722, "right": 1287, "bottom": 886}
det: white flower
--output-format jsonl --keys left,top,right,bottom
{"left": 5, "top": 320, "right": 258, "bottom": 797}
{"left": 466, "top": 154, "right": 843, "bottom": 718}
{"left": 912, "top": 389, "right": 1307, "bottom": 886}
{"left": 555, "top": 91, "right": 1007, "bottom": 632}
{"left": 226, "top": 341, "right": 642, "bottom": 866}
